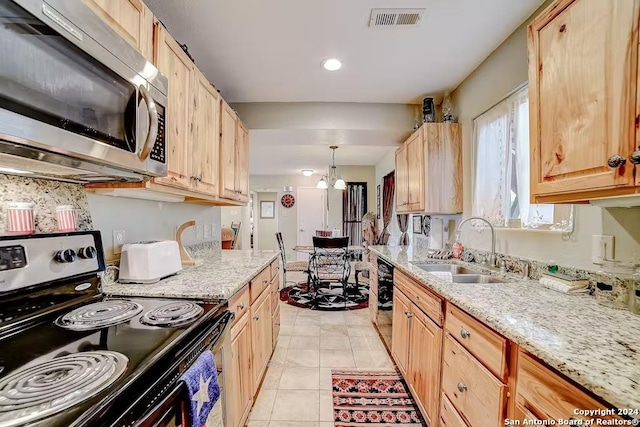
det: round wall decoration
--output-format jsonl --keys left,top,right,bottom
{"left": 281, "top": 194, "right": 295, "bottom": 208}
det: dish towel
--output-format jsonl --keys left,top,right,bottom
{"left": 180, "top": 350, "right": 221, "bottom": 427}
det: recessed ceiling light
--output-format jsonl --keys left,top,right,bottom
{"left": 322, "top": 58, "right": 342, "bottom": 71}
{"left": 302, "top": 170, "right": 314, "bottom": 176}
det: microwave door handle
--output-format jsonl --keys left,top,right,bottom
{"left": 138, "top": 85, "right": 159, "bottom": 161}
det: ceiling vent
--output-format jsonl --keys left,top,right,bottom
{"left": 369, "top": 8, "right": 425, "bottom": 28}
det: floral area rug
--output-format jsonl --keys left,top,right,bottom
{"left": 331, "top": 370, "right": 425, "bottom": 426}
{"left": 280, "top": 281, "right": 369, "bottom": 311}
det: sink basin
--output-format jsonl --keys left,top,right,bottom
{"left": 411, "top": 263, "right": 478, "bottom": 275}
{"left": 409, "top": 263, "right": 504, "bottom": 283}
{"left": 451, "top": 274, "right": 504, "bottom": 284}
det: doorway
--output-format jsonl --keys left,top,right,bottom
{"left": 297, "top": 187, "right": 327, "bottom": 246}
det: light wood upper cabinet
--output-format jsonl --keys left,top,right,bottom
{"left": 220, "top": 100, "right": 239, "bottom": 199}
{"left": 408, "top": 306, "right": 442, "bottom": 426}
{"left": 236, "top": 120, "right": 250, "bottom": 202}
{"left": 228, "top": 312, "right": 253, "bottom": 427}
{"left": 395, "top": 145, "right": 409, "bottom": 212}
{"left": 395, "top": 123, "right": 462, "bottom": 214}
{"left": 528, "top": 0, "right": 640, "bottom": 202}
{"left": 153, "top": 24, "right": 194, "bottom": 189}
{"left": 391, "top": 289, "right": 412, "bottom": 376}
{"left": 191, "top": 69, "right": 220, "bottom": 196}
{"left": 82, "top": 0, "right": 154, "bottom": 61}
{"left": 406, "top": 131, "right": 425, "bottom": 211}
{"left": 219, "top": 100, "right": 250, "bottom": 202}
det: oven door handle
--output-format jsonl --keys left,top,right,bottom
{"left": 133, "top": 381, "right": 185, "bottom": 427}
{"left": 138, "top": 85, "right": 159, "bottom": 161}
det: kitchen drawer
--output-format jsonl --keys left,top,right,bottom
{"left": 270, "top": 259, "right": 280, "bottom": 281}
{"left": 395, "top": 269, "right": 443, "bottom": 326}
{"left": 440, "top": 393, "right": 468, "bottom": 427}
{"left": 229, "top": 284, "right": 250, "bottom": 328}
{"left": 250, "top": 266, "right": 271, "bottom": 302}
{"left": 516, "top": 352, "right": 620, "bottom": 421}
{"left": 442, "top": 335, "right": 507, "bottom": 427}
{"left": 445, "top": 303, "right": 507, "bottom": 381}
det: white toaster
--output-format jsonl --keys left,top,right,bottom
{"left": 118, "top": 240, "right": 182, "bottom": 284}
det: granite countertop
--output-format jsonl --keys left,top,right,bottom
{"left": 103, "top": 247, "right": 280, "bottom": 301}
{"left": 369, "top": 245, "right": 640, "bottom": 413}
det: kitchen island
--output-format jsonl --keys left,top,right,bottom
{"left": 369, "top": 244, "right": 640, "bottom": 419}
{"left": 103, "top": 245, "right": 280, "bottom": 300}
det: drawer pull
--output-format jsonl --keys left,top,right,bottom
{"left": 457, "top": 382, "right": 467, "bottom": 393}
{"left": 237, "top": 303, "right": 245, "bottom": 310}
{"left": 405, "top": 311, "right": 413, "bottom": 318}
{"left": 263, "top": 279, "right": 268, "bottom": 284}
{"left": 253, "top": 315, "right": 259, "bottom": 321}
{"left": 460, "top": 328, "right": 471, "bottom": 339}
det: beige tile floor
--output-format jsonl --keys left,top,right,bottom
{"left": 246, "top": 273, "right": 395, "bottom": 427}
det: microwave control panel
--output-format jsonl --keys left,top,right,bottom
{"left": 150, "top": 104, "right": 166, "bottom": 164}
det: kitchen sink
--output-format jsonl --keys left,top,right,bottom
{"left": 411, "top": 263, "right": 478, "bottom": 275}
{"left": 451, "top": 274, "right": 504, "bottom": 284}
{"left": 410, "top": 263, "right": 505, "bottom": 284}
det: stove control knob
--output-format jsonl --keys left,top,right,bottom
{"left": 55, "top": 249, "right": 77, "bottom": 263}
{"left": 78, "top": 246, "right": 97, "bottom": 260}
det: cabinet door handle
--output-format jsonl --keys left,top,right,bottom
{"left": 629, "top": 147, "right": 640, "bottom": 165}
{"left": 457, "top": 382, "right": 467, "bottom": 393}
{"left": 263, "top": 279, "right": 268, "bottom": 284}
{"left": 405, "top": 311, "right": 413, "bottom": 318}
{"left": 607, "top": 154, "right": 627, "bottom": 168}
{"left": 460, "top": 328, "right": 471, "bottom": 339}
{"left": 237, "top": 303, "right": 245, "bottom": 310}
{"left": 253, "top": 315, "right": 259, "bottom": 320}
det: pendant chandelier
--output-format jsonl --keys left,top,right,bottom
{"left": 317, "top": 145, "right": 346, "bottom": 190}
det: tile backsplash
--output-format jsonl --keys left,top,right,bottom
{"left": 0, "top": 174, "right": 92, "bottom": 234}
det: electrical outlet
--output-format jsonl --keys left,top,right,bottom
{"left": 592, "top": 235, "right": 614, "bottom": 264}
{"left": 113, "top": 230, "right": 126, "bottom": 255}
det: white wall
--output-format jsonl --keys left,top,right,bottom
{"left": 256, "top": 192, "right": 278, "bottom": 251}
{"left": 86, "top": 194, "right": 221, "bottom": 259}
{"left": 250, "top": 166, "right": 377, "bottom": 251}
{"left": 450, "top": 0, "right": 640, "bottom": 270}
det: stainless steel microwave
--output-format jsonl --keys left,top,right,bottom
{"left": 0, "top": 0, "right": 168, "bottom": 183}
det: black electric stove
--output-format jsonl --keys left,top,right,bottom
{"left": 0, "top": 231, "right": 232, "bottom": 427}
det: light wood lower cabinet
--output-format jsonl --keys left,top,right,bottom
{"left": 408, "top": 306, "right": 442, "bottom": 426}
{"left": 391, "top": 289, "right": 412, "bottom": 376}
{"left": 391, "top": 284, "right": 443, "bottom": 425}
{"left": 515, "top": 351, "right": 621, "bottom": 422}
{"left": 251, "top": 289, "right": 272, "bottom": 392}
{"left": 228, "top": 311, "right": 252, "bottom": 427}
{"left": 442, "top": 335, "right": 507, "bottom": 427}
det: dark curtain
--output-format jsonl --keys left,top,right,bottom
{"left": 343, "top": 183, "right": 367, "bottom": 246}
{"left": 397, "top": 214, "right": 409, "bottom": 245}
{"left": 376, "top": 172, "right": 394, "bottom": 245}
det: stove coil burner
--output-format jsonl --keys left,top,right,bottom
{"left": 55, "top": 300, "right": 143, "bottom": 330}
{"left": 140, "top": 301, "right": 204, "bottom": 327}
{"left": 0, "top": 351, "right": 128, "bottom": 427}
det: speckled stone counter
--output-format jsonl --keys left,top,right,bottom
{"left": 369, "top": 245, "right": 640, "bottom": 413}
{"left": 103, "top": 248, "right": 280, "bottom": 301}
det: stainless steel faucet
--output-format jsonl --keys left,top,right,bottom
{"left": 456, "top": 216, "right": 496, "bottom": 267}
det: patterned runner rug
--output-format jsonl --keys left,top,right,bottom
{"left": 331, "top": 370, "right": 425, "bottom": 426}
{"left": 280, "top": 281, "right": 369, "bottom": 311}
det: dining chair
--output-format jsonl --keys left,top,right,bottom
{"left": 275, "top": 232, "right": 309, "bottom": 288}
{"left": 309, "top": 237, "right": 352, "bottom": 305}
